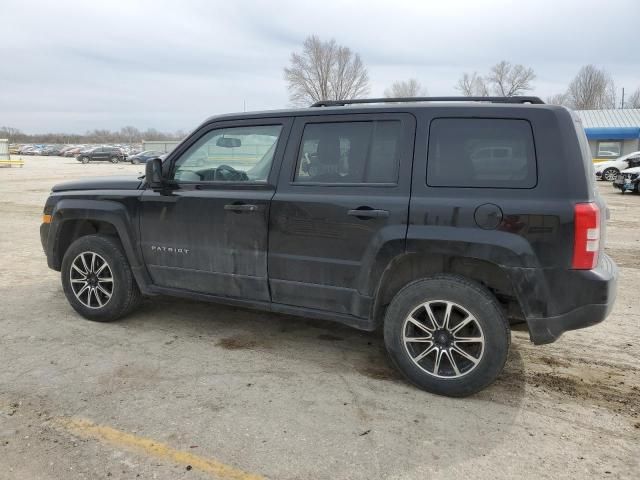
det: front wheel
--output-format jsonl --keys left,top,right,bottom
{"left": 131, "top": 158, "right": 140, "bottom": 165}
{"left": 383, "top": 275, "right": 510, "bottom": 397}
{"left": 602, "top": 168, "right": 619, "bottom": 182}
{"left": 61, "top": 235, "right": 141, "bottom": 322}
{"left": 81, "top": 156, "right": 90, "bottom": 164}
{"left": 110, "top": 156, "right": 119, "bottom": 164}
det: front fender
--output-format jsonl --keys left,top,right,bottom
{"left": 46, "top": 198, "right": 152, "bottom": 294}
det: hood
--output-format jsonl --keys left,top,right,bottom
{"left": 52, "top": 175, "right": 142, "bottom": 192}
{"left": 621, "top": 166, "right": 640, "bottom": 174}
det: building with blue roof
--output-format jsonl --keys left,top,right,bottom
{"left": 575, "top": 109, "right": 640, "bottom": 161}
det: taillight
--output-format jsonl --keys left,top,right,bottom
{"left": 572, "top": 202, "right": 600, "bottom": 269}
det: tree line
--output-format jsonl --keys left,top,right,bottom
{"left": 284, "top": 36, "right": 640, "bottom": 109}
{"left": 0, "top": 126, "right": 186, "bottom": 145}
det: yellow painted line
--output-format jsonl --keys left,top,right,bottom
{"left": 56, "top": 418, "right": 265, "bottom": 480}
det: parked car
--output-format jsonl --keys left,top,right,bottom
{"left": 40, "top": 96, "right": 618, "bottom": 397}
{"left": 59, "top": 146, "right": 76, "bottom": 156}
{"left": 42, "top": 146, "right": 63, "bottom": 156}
{"left": 595, "top": 151, "right": 640, "bottom": 181}
{"left": 76, "top": 146, "right": 126, "bottom": 164}
{"left": 613, "top": 166, "right": 640, "bottom": 193}
{"left": 128, "top": 150, "right": 164, "bottom": 164}
{"left": 65, "top": 147, "right": 85, "bottom": 157}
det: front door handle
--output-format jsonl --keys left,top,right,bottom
{"left": 347, "top": 208, "right": 389, "bottom": 219}
{"left": 224, "top": 203, "right": 260, "bottom": 213}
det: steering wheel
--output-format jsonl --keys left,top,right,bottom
{"left": 214, "top": 164, "right": 248, "bottom": 181}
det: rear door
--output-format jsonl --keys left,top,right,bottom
{"left": 93, "top": 147, "right": 107, "bottom": 161}
{"left": 268, "top": 113, "right": 415, "bottom": 317}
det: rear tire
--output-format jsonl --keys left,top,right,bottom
{"left": 61, "top": 235, "right": 141, "bottom": 322}
{"left": 81, "top": 156, "right": 90, "bottom": 164}
{"left": 110, "top": 156, "right": 119, "bottom": 164}
{"left": 383, "top": 275, "right": 510, "bottom": 397}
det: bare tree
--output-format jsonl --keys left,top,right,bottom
{"left": 455, "top": 72, "right": 489, "bottom": 96}
{"left": 486, "top": 61, "right": 536, "bottom": 96}
{"left": 284, "top": 35, "right": 370, "bottom": 106}
{"left": 624, "top": 88, "right": 640, "bottom": 109}
{"left": 546, "top": 93, "right": 570, "bottom": 106}
{"left": 384, "top": 78, "right": 427, "bottom": 98}
{"left": 566, "top": 65, "right": 616, "bottom": 109}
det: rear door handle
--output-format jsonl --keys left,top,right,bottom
{"left": 224, "top": 204, "right": 260, "bottom": 212}
{"left": 347, "top": 208, "right": 389, "bottom": 219}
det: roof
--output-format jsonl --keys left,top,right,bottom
{"left": 575, "top": 109, "right": 640, "bottom": 128}
{"left": 202, "top": 102, "right": 561, "bottom": 125}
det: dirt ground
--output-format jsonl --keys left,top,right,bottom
{"left": 0, "top": 157, "right": 638, "bottom": 479}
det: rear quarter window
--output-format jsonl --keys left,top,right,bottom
{"left": 427, "top": 118, "right": 537, "bottom": 188}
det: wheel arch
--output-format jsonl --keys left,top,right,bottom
{"left": 371, "top": 252, "right": 525, "bottom": 329}
{"left": 48, "top": 199, "right": 152, "bottom": 293}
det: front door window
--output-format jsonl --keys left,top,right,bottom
{"left": 173, "top": 125, "right": 282, "bottom": 183}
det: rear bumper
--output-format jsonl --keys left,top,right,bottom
{"left": 525, "top": 254, "right": 618, "bottom": 345}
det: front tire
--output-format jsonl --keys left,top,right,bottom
{"left": 81, "top": 156, "right": 90, "bottom": 164}
{"left": 602, "top": 168, "right": 618, "bottom": 182}
{"left": 131, "top": 158, "right": 140, "bottom": 165}
{"left": 383, "top": 275, "right": 510, "bottom": 397}
{"left": 61, "top": 235, "right": 141, "bottom": 322}
{"left": 110, "top": 156, "right": 119, "bottom": 164}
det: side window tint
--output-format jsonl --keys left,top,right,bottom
{"left": 427, "top": 118, "right": 537, "bottom": 188}
{"left": 294, "top": 120, "right": 401, "bottom": 184}
{"left": 173, "top": 125, "right": 282, "bottom": 182}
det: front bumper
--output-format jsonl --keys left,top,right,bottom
{"left": 526, "top": 254, "right": 618, "bottom": 345}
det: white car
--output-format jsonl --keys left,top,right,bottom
{"left": 595, "top": 151, "right": 640, "bottom": 181}
{"left": 613, "top": 165, "right": 640, "bottom": 193}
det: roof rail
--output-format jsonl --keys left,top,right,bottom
{"left": 311, "top": 96, "right": 545, "bottom": 107}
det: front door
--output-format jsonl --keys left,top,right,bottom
{"left": 139, "top": 119, "right": 291, "bottom": 301}
{"left": 268, "top": 113, "right": 415, "bottom": 317}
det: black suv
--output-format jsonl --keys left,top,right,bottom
{"left": 76, "top": 146, "right": 126, "bottom": 164}
{"left": 41, "top": 97, "right": 617, "bottom": 397}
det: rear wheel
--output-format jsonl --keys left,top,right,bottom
{"left": 110, "top": 156, "right": 119, "bottom": 164}
{"left": 383, "top": 275, "right": 510, "bottom": 397}
{"left": 81, "top": 156, "right": 90, "bottom": 164}
{"left": 61, "top": 235, "right": 141, "bottom": 322}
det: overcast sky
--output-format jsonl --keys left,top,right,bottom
{"left": 2, "top": 0, "right": 639, "bottom": 133}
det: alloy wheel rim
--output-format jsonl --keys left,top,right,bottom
{"left": 69, "top": 251, "right": 114, "bottom": 309}
{"left": 402, "top": 300, "right": 485, "bottom": 379}
{"left": 604, "top": 169, "right": 617, "bottom": 181}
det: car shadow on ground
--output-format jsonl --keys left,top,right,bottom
{"left": 130, "top": 296, "right": 527, "bottom": 394}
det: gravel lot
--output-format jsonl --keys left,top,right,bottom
{"left": 1, "top": 156, "right": 638, "bottom": 479}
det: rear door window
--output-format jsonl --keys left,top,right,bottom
{"left": 427, "top": 118, "right": 537, "bottom": 188}
{"left": 294, "top": 121, "right": 402, "bottom": 184}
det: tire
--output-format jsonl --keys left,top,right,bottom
{"left": 110, "top": 156, "right": 119, "bottom": 164}
{"left": 131, "top": 158, "right": 140, "bottom": 165}
{"left": 61, "top": 235, "right": 141, "bottom": 322}
{"left": 383, "top": 274, "right": 510, "bottom": 397}
{"left": 81, "top": 156, "right": 90, "bottom": 164}
{"left": 602, "top": 168, "right": 619, "bottom": 182}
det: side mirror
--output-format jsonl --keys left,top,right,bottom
{"left": 145, "top": 157, "right": 163, "bottom": 188}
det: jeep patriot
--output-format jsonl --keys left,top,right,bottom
{"left": 40, "top": 97, "right": 618, "bottom": 396}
